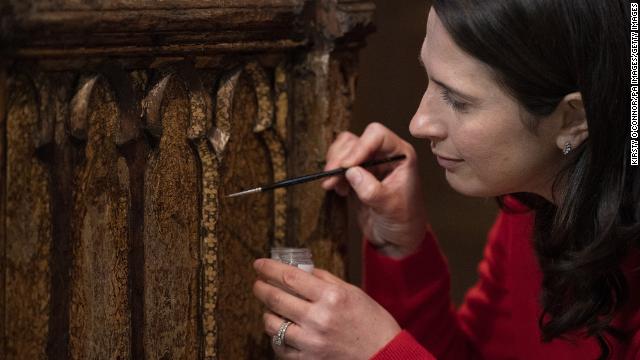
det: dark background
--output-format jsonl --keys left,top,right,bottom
{"left": 347, "top": 0, "right": 499, "bottom": 304}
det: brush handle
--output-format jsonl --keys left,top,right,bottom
{"left": 261, "top": 154, "right": 406, "bottom": 192}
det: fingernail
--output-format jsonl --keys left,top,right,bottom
{"left": 346, "top": 168, "right": 362, "bottom": 186}
{"left": 253, "top": 259, "right": 264, "bottom": 270}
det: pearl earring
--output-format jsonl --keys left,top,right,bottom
{"left": 562, "top": 142, "right": 572, "bottom": 155}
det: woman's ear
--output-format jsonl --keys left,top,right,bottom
{"left": 555, "top": 92, "right": 589, "bottom": 153}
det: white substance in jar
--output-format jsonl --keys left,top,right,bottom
{"left": 270, "top": 247, "right": 314, "bottom": 273}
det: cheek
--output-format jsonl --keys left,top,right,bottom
{"left": 439, "top": 89, "right": 565, "bottom": 197}
{"left": 453, "top": 125, "right": 507, "bottom": 165}
{"left": 447, "top": 119, "right": 535, "bottom": 195}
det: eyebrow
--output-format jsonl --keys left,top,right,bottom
{"left": 417, "top": 54, "right": 480, "bottom": 103}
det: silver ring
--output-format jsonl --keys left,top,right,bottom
{"left": 272, "top": 320, "right": 293, "bottom": 347}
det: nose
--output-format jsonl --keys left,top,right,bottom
{"left": 409, "top": 89, "right": 447, "bottom": 142}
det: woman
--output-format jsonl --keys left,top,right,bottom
{"left": 253, "top": 0, "right": 640, "bottom": 359}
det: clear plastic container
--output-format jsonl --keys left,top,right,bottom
{"left": 270, "top": 247, "right": 314, "bottom": 273}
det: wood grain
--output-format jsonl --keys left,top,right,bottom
{"left": 68, "top": 78, "right": 131, "bottom": 359}
{"left": 217, "top": 72, "right": 272, "bottom": 359}
{"left": 245, "top": 62, "right": 288, "bottom": 246}
{"left": 47, "top": 72, "right": 78, "bottom": 360}
{"left": 5, "top": 74, "right": 51, "bottom": 359}
{"left": 289, "top": 52, "right": 352, "bottom": 275}
{"left": 0, "top": 64, "right": 7, "bottom": 360}
{"left": 143, "top": 76, "right": 199, "bottom": 359}
{"left": 1, "top": 1, "right": 373, "bottom": 358}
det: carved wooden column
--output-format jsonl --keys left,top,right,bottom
{"left": 0, "top": 0, "right": 373, "bottom": 359}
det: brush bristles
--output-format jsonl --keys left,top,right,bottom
{"left": 225, "top": 187, "right": 262, "bottom": 198}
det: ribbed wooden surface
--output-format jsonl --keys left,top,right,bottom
{"left": 1, "top": 1, "right": 372, "bottom": 358}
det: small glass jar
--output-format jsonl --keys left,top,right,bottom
{"left": 270, "top": 247, "right": 314, "bottom": 273}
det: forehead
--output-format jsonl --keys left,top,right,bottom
{"left": 425, "top": 9, "right": 459, "bottom": 60}
{"left": 423, "top": 9, "right": 499, "bottom": 96}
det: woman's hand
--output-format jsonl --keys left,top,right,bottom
{"left": 253, "top": 258, "right": 401, "bottom": 360}
{"left": 322, "top": 122, "right": 428, "bottom": 258}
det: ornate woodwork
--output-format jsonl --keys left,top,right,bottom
{"left": 1, "top": 0, "right": 373, "bottom": 358}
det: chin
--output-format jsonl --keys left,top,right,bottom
{"left": 445, "top": 172, "right": 501, "bottom": 198}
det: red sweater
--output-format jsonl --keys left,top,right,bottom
{"left": 365, "top": 198, "right": 640, "bottom": 360}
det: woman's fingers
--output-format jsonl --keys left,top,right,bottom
{"left": 253, "top": 279, "right": 312, "bottom": 324}
{"left": 324, "top": 131, "right": 357, "bottom": 169}
{"left": 253, "top": 259, "right": 326, "bottom": 301}
{"left": 322, "top": 133, "right": 359, "bottom": 191}
{"left": 343, "top": 122, "right": 409, "bottom": 168}
{"left": 345, "top": 166, "right": 387, "bottom": 208}
{"left": 264, "top": 311, "right": 305, "bottom": 352}
{"left": 255, "top": 262, "right": 403, "bottom": 359}
{"left": 322, "top": 123, "right": 410, "bottom": 194}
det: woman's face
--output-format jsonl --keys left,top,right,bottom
{"left": 410, "top": 9, "right": 564, "bottom": 200}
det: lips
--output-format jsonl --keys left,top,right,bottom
{"left": 433, "top": 153, "right": 464, "bottom": 169}
{"left": 434, "top": 153, "right": 462, "bottom": 161}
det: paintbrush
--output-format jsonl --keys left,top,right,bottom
{"left": 225, "top": 154, "right": 407, "bottom": 198}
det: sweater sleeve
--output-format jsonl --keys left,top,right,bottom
{"left": 627, "top": 331, "right": 640, "bottom": 360}
{"left": 365, "top": 211, "right": 516, "bottom": 360}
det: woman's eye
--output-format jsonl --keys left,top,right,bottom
{"left": 440, "top": 89, "right": 468, "bottom": 112}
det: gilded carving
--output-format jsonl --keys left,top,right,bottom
{"left": 142, "top": 74, "right": 172, "bottom": 139}
{"left": 288, "top": 52, "right": 351, "bottom": 275}
{"left": 198, "top": 139, "right": 220, "bottom": 360}
{"left": 5, "top": 74, "right": 51, "bottom": 359}
{"left": 0, "top": 66, "right": 5, "bottom": 359}
{"left": 245, "top": 62, "right": 274, "bottom": 133}
{"left": 34, "top": 74, "right": 55, "bottom": 150}
{"left": 209, "top": 69, "right": 240, "bottom": 158}
{"left": 100, "top": 65, "right": 143, "bottom": 145}
{"left": 68, "top": 77, "right": 130, "bottom": 359}
{"left": 289, "top": 50, "right": 333, "bottom": 246}
{"left": 116, "top": 69, "right": 148, "bottom": 360}
{"left": 275, "top": 62, "right": 289, "bottom": 141}
{"left": 174, "top": 63, "right": 219, "bottom": 360}
{"left": 69, "top": 76, "right": 99, "bottom": 140}
{"left": 175, "top": 63, "right": 213, "bottom": 140}
{"left": 245, "top": 61, "right": 288, "bottom": 245}
{"left": 48, "top": 72, "right": 77, "bottom": 360}
{"left": 143, "top": 77, "right": 199, "bottom": 358}
{"left": 217, "top": 72, "right": 272, "bottom": 359}
{"left": 1, "top": 1, "right": 372, "bottom": 358}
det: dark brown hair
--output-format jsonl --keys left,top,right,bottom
{"left": 431, "top": 0, "right": 640, "bottom": 358}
